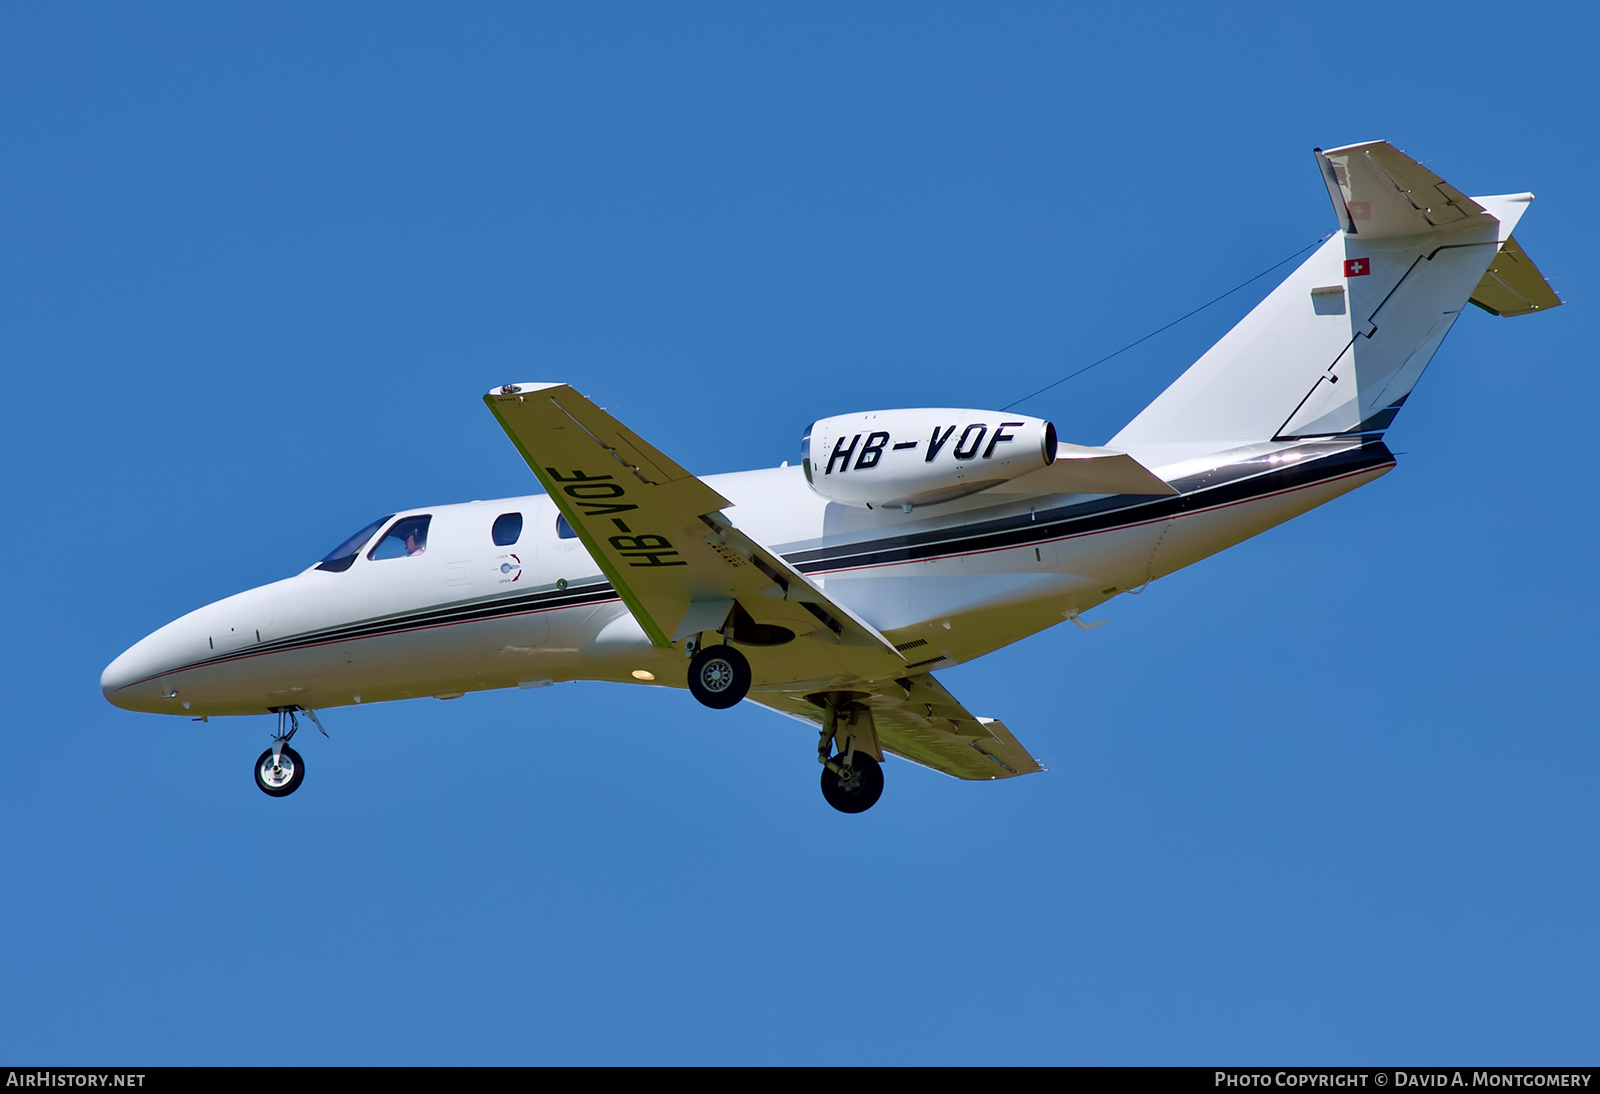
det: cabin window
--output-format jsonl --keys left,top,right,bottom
{"left": 368, "top": 515, "right": 432, "bottom": 560}
{"left": 492, "top": 512, "right": 523, "bottom": 546}
{"left": 316, "top": 515, "right": 394, "bottom": 573}
{"left": 556, "top": 514, "right": 577, "bottom": 540}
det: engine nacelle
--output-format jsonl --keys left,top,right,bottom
{"left": 801, "top": 409, "right": 1057, "bottom": 508}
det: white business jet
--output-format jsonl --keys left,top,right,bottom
{"left": 102, "top": 142, "right": 1560, "bottom": 812}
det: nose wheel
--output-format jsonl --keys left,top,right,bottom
{"left": 255, "top": 745, "right": 304, "bottom": 797}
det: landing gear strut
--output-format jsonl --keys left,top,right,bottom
{"left": 254, "top": 708, "right": 323, "bottom": 798}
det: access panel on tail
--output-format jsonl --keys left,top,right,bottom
{"left": 1110, "top": 142, "right": 1560, "bottom": 467}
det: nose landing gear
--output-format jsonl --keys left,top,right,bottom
{"left": 253, "top": 708, "right": 326, "bottom": 798}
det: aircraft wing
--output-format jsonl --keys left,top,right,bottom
{"left": 751, "top": 673, "right": 1044, "bottom": 781}
{"left": 484, "top": 382, "right": 902, "bottom": 657}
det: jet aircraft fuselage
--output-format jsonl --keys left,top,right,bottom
{"left": 103, "top": 440, "right": 1391, "bottom": 717}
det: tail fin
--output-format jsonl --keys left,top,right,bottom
{"left": 1110, "top": 141, "right": 1560, "bottom": 465}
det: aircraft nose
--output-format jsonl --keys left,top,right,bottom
{"left": 102, "top": 582, "right": 282, "bottom": 714}
{"left": 102, "top": 639, "right": 158, "bottom": 710}
{"left": 100, "top": 645, "right": 145, "bottom": 705}
{"left": 100, "top": 626, "right": 191, "bottom": 712}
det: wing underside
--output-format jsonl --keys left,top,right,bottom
{"left": 750, "top": 673, "right": 1043, "bottom": 781}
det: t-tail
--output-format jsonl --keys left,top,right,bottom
{"left": 1109, "top": 141, "right": 1560, "bottom": 470}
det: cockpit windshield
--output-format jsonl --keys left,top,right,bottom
{"left": 368, "top": 515, "right": 432, "bottom": 560}
{"left": 316, "top": 515, "right": 394, "bottom": 573}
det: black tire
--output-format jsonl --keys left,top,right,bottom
{"left": 820, "top": 752, "right": 884, "bottom": 814}
{"left": 255, "top": 745, "right": 305, "bottom": 797}
{"left": 687, "top": 644, "right": 751, "bottom": 709}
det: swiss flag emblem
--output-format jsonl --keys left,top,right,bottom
{"left": 1344, "top": 257, "right": 1371, "bottom": 277}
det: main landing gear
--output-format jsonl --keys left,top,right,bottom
{"left": 680, "top": 637, "right": 884, "bottom": 813}
{"left": 254, "top": 708, "right": 326, "bottom": 798}
{"left": 820, "top": 751, "right": 883, "bottom": 814}
{"left": 687, "top": 644, "right": 751, "bottom": 709}
{"left": 817, "top": 701, "right": 885, "bottom": 814}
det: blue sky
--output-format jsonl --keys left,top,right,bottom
{"left": 3, "top": 2, "right": 1595, "bottom": 1064}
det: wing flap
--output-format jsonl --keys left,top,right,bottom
{"left": 865, "top": 674, "right": 1042, "bottom": 779}
{"left": 699, "top": 513, "right": 900, "bottom": 651}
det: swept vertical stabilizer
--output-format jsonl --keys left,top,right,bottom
{"left": 1110, "top": 142, "right": 1559, "bottom": 469}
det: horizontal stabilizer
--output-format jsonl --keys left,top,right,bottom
{"left": 986, "top": 444, "right": 1178, "bottom": 497}
{"left": 1316, "top": 141, "right": 1493, "bottom": 239}
{"left": 1469, "top": 235, "right": 1563, "bottom": 316}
